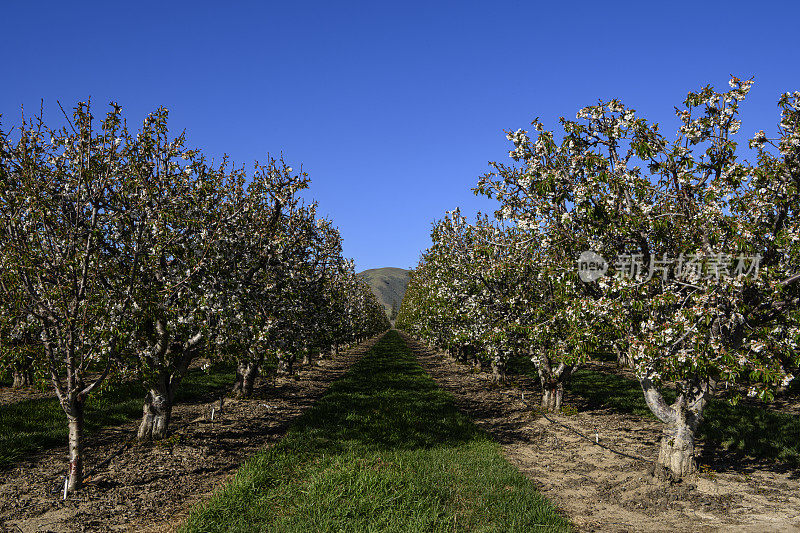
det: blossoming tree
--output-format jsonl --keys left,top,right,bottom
{"left": 400, "top": 78, "right": 799, "bottom": 480}
{"left": 0, "top": 102, "right": 137, "bottom": 491}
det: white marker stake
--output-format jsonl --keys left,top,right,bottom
{"left": 63, "top": 475, "right": 69, "bottom": 500}
{"left": 211, "top": 408, "right": 215, "bottom": 421}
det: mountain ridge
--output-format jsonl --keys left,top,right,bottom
{"left": 357, "top": 267, "right": 411, "bottom": 320}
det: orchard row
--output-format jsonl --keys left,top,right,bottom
{"left": 397, "top": 78, "right": 799, "bottom": 480}
{"left": 0, "top": 102, "right": 390, "bottom": 492}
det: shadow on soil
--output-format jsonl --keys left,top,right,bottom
{"left": 568, "top": 368, "right": 800, "bottom": 476}
{"left": 0, "top": 364, "right": 235, "bottom": 470}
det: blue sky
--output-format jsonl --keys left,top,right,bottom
{"left": 2, "top": 1, "right": 798, "bottom": 271}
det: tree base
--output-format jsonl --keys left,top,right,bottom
{"left": 138, "top": 390, "right": 172, "bottom": 441}
{"left": 12, "top": 369, "right": 34, "bottom": 388}
{"left": 653, "top": 423, "right": 697, "bottom": 481}
{"left": 540, "top": 387, "right": 564, "bottom": 413}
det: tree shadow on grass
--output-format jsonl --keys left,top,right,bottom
{"left": 284, "top": 332, "right": 483, "bottom": 456}
{"left": 0, "top": 365, "right": 234, "bottom": 470}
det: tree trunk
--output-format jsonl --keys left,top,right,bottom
{"left": 47, "top": 337, "right": 115, "bottom": 494}
{"left": 318, "top": 345, "right": 331, "bottom": 360}
{"left": 231, "top": 361, "right": 249, "bottom": 397}
{"left": 471, "top": 350, "right": 482, "bottom": 371}
{"left": 231, "top": 361, "right": 259, "bottom": 398}
{"left": 136, "top": 326, "right": 201, "bottom": 441}
{"left": 12, "top": 367, "right": 34, "bottom": 388}
{"left": 533, "top": 349, "right": 573, "bottom": 413}
{"left": 655, "top": 417, "right": 697, "bottom": 480}
{"left": 540, "top": 382, "right": 565, "bottom": 412}
{"left": 277, "top": 352, "right": 295, "bottom": 375}
{"left": 138, "top": 385, "right": 173, "bottom": 441}
{"left": 641, "top": 376, "right": 708, "bottom": 481}
{"left": 614, "top": 344, "right": 633, "bottom": 368}
{"left": 490, "top": 356, "right": 506, "bottom": 383}
{"left": 66, "top": 399, "right": 85, "bottom": 493}
{"left": 138, "top": 364, "right": 186, "bottom": 441}
{"left": 232, "top": 350, "right": 265, "bottom": 398}
{"left": 241, "top": 362, "right": 258, "bottom": 396}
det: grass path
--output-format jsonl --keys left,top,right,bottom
{"left": 181, "top": 331, "right": 570, "bottom": 532}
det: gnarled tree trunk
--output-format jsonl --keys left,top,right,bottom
{"left": 532, "top": 349, "right": 573, "bottom": 413}
{"left": 231, "top": 350, "right": 265, "bottom": 398}
{"left": 276, "top": 351, "right": 295, "bottom": 375}
{"left": 137, "top": 330, "right": 202, "bottom": 441}
{"left": 614, "top": 343, "right": 634, "bottom": 368}
{"left": 490, "top": 354, "right": 506, "bottom": 383}
{"left": 138, "top": 377, "right": 177, "bottom": 441}
{"left": 657, "top": 416, "right": 698, "bottom": 478}
{"left": 302, "top": 346, "right": 317, "bottom": 366}
{"left": 641, "top": 376, "right": 708, "bottom": 480}
{"left": 470, "top": 347, "right": 482, "bottom": 371}
{"left": 540, "top": 381, "right": 565, "bottom": 412}
{"left": 318, "top": 344, "right": 332, "bottom": 360}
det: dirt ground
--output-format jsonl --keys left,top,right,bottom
{"left": 0, "top": 385, "right": 63, "bottom": 406}
{"left": 0, "top": 336, "right": 381, "bottom": 533}
{"left": 401, "top": 333, "right": 800, "bottom": 533}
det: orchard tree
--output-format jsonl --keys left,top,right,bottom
{"left": 214, "top": 157, "right": 310, "bottom": 397}
{"left": 295, "top": 217, "right": 347, "bottom": 366}
{"left": 486, "top": 78, "right": 798, "bottom": 479}
{"left": 0, "top": 275, "right": 41, "bottom": 388}
{"left": 269, "top": 204, "right": 328, "bottom": 375}
{"left": 474, "top": 113, "right": 630, "bottom": 409}
{"left": 122, "top": 110, "right": 222, "bottom": 440}
{"left": 0, "top": 102, "right": 134, "bottom": 491}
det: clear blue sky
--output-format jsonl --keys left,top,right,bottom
{"left": 2, "top": 1, "right": 798, "bottom": 271}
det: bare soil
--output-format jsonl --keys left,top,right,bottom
{"left": 401, "top": 333, "right": 800, "bottom": 533}
{"left": 0, "top": 386, "right": 58, "bottom": 406}
{"left": 0, "top": 337, "right": 380, "bottom": 533}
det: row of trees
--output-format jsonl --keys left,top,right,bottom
{"left": 0, "top": 102, "right": 389, "bottom": 492}
{"left": 397, "top": 78, "right": 799, "bottom": 480}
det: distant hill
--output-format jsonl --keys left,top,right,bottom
{"left": 357, "top": 267, "right": 411, "bottom": 320}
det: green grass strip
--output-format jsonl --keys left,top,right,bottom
{"left": 181, "top": 331, "right": 570, "bottom": 533}
{"left": 0, "top": 365, "right": 235, "bottom": 469}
